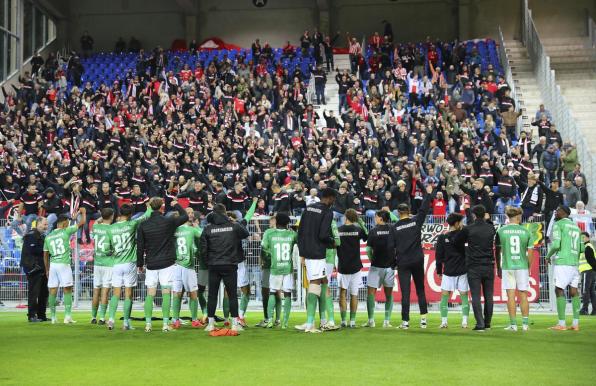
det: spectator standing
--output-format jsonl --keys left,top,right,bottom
{"left": 80, "top": 31, "right": 94, "bottom": 57}
{"left": 20, "top": 217, "right": 49, "bottom": 322}
{"left": 579, "top": 232, "right": 596, "bottom": 315}
{"left": 560, "top": 177, "right": 580, "bottom": 208}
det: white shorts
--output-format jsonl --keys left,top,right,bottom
{"left": 197, "top": 269, "right": 208, "bottom": 288}
{"left": 261, "top": 268, "right": 270, "bottom": 288}
{"left": 112, "top": 262, "right": 137, "bottom": 288}
{"left": 367, "top": 267, "right": 395, "bottom": 288}
{"left": 270, "top": 274, "right": 293, "bottom": 292}
{"left": 305, "top": 259, "right": 327, "bottom": 281}
{"left": 554, "top": 265, "right": 580, "bottom": 289}
{"left": 441, "top": 274, "right": 469, "bottom": 292}
{"left": 173, "top": 265, "right": 198, "bottom": 293}
{"left": 339, "top": 271, "right": 362, "bottom": 296}
{"left": 47, "top": 263, "right": 73, "bottom": 288}
{"left": 93, "top": 266, "right": 113, "bottom": 288}
{"left": 502, "top": 269, "right": 529, "bottom": 291}
{"left": 326, "top": 263, "right": 335, "bottom": 282}
{"left": 237, "top": 261, "right": 249, "bottom": 288}
{"left": 145, "top": 265, "right": 175, "bottom": 288}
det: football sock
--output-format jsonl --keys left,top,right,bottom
{"left": 144, "top": 295, "right": 154, "bottom": 324}
{"left": 275, "top": 296, "right": 282, "bottom": 322}
{"left": 572, "top": 295, "right": 580, "bottom": 326}
{"left": 162, "top": 292, "right": 171, "bottom": 326}
{"left": 267, "top": 294, "right": 276, "bottom": 324}
{"left": 440, "top": 293, "right": 449, "bottom": 319}
{"left": 49, "top": 294, "right": 57, "bottom": 319}
{"left": 461, "top": 294, "right": 470, "bottom": 317}
{"left": 522, "top": 317, "right": 529, "bottom": 326}
{"left": 510, "top": 317, "right": 517, "bottom": 326}
{"left": 367, "top": 294, "right": 375, "bottom": 321}
{"left": 319, "top": 283, "right": 328, "bottom": 322}
{"left": 326, "top": 296, "right": 335, "bottom": 323}
{"left": 198, "top": 291, "right": 207, "bottom": 316}
{"left": 108, "top": 295, "right": 118, "bottom": 321}
{"left": 172, "top": 296, "right": 181, "bottom": 321}
{"left": 306, "top": 292, "right": 318, "bottom": 326}
{"left": 91, "top": 305, "right": 98, "bottom": 319}
{"left": 556, "top": 296, "right": 566, "bottom": 326}
{"left": 384, "top": 294, "right": 393, "bottom": 322}
{"left": 282, "top": 296, "right": 291, "bottom": 326}
{"left": 63, "top": 292, "right": 72, "bottom": 317}
{"left": 262, "top": 292, "right": 269, "bottom": 320}
{"left": 349, "top": 311, "right": 357, "bottom": 325}
{"left": 340, "top": 309, "right": 347, "bottom": 323}
{"left": 223, "top": 297, "right": 230, "bottom": 320}
{"left": 123, "top": 298, "right": 132, "bottom": 324}
{"left": 190, "top": 298, "right": 198, "bottom": 321}
{"left": 239, "top": 293, "right": 249, "bottom": 318}
{"left": 99, "top": 304, "right": 107, "bottom": 320}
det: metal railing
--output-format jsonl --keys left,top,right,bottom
{"left": 521, "top": 0, "right": 596, "bottom": 208}
{"left": 588, "top": 16, "right": 596, "bottom": 49}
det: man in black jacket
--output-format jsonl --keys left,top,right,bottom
{"left": 297, "top": 187, "right": 336, "bottom": 333}
{"left": 394, "top": 183, "right": 435, "bottom": 329}
{"left": 21, "top": 217, "right": 49, "bottom": 322}
{"left": 137, "top": 198, "right": 188, "bottom": 332}
{"left": 337, "top": 209, "right": 368, "bottom": 327}
{"left": 455, "top": 205, "right": 498, "bottom": 331}
{"left": 435, "top": 212, "right": 469, "bottom": 328}
{"left": 200, "top": 204, "right": 250, "bottom": 332}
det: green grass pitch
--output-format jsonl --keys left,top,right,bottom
{"left": 1, "top": 311, "right": 595, "bottom": 385}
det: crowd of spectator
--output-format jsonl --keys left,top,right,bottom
{"left": 0, "top": 29, "right": 592, "bottom": 245}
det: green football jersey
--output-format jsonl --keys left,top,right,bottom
{"left": 44, "top": 225, "right": 77, "bottom": 265}
{"left": 325, "top": 220, "right": 341, "bottom": 264}
{"left": 549, "top": 218, "right": 584, "bottom": 266}
{"left": 261, "top": 228, "right": 297, "bottom": 275}
{"left": 174, "top": 224, "right": 202, "bottom": 269}
{"left": 110, "top": 207, "right": 152, "bottom": 265}
{"left": 497, "top": 224, "right": 531, "bottom": 270}
{"left": 92, "top": 223, "right": 113, "bottom": 267}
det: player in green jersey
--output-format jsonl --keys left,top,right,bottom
{"left": 255, "top": 216, "right": 282, "bottom": 327}
{"left": 43, "top": 208, "right": 86, "bottom": 324}
{"left": 320, "top": 219, "right": 341, "bottom": 330}
{"left": 107, "top": 202, "right": 152, "bottom": 331}
{"left": 261, "top": 213, "right": 297, "bottom": 329}
{"left": 495, "top": 207, "right": 533, "bottom": 331}
{"left": 546, "top": 205, "right": 585, "bottom": 331}
{"left": 171, "top": 208, "right": 203, "bottom": 329}
{"left": 90, "top": 208, "right": 115, "bottom": 325}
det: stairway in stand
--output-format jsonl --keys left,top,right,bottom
{"left": 314, "top": 54, "right": 351, "bottom": 127}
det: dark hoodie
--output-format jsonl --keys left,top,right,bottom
{"left": 200, "top": 212, "right": 250, "bottom": 267}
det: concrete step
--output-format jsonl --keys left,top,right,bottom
{"left": 560, "top": 88, "right": 596, "bottom": 97}
{"left": 542, "top": 37, "right": 588, "bottom": 45}
{"left": 550, "top": 62, "right": 596, "bottom": 71}
{"left": 504, "top": 40, "right": 524, "bottom": 47}
{"left": 550, "top": 56, "right": 596, "bottom": 64}
{"left": 556, "top": 78, "right": 596, "bottom": 87}
{"left": 555, "top": 72, "right": 596, "bottom": 80}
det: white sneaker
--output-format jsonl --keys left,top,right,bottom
{"left": 439, "top": 323, "right": 448, "bottom": 329}
{"left": 522, "top": 324, "right": 529, "bottom": 331}
{"left": 321, "top": 322, "right": 340, "bottom": 331}
{"left": 232, "top": 324, "right": 244, "bottom": 332}
{"left": 162, "top": 324, "right": 174, "bottom": 332}
{"left": 122, "top": 323, "right": 134, "bottom": 331}
{"left": 362, "top": 320, "right": 376, "bottom": 328}
{"left": 399, "top": 321, "right": 410, "bottom": 330}
{"left": 294, "top": 323, "right": 308, "bottom": 331}
{"left": 383, "top": 321, "right": 393, "bottom": 328}
{"left": 461, "top": 322, "right": 468, "bottom": 329}
{"left": 107, "top": 320, "right": 114, "bottom": 330}
{"left": 420, "top": 319, "right": 427, "bottom": 329}
{"left": 204, "top": 324, "right": 215, "bottom": 332}
{"left": 64, "top": 316, "right": 77, "bottom": 324}
{"left": 340, "top": 321, "right": 348, "bottom": 328}
{"left": 145, "top": 323, "right": 152, "bottom": 333}
{"left": 504, "top": 325, "right": 518, "bottom": 332}
{"left": 51, "top": 317, "right": 57, "bottom": 324}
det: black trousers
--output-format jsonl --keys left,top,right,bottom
{"left": 468, "top": 265, "right": 495, "bottom": 329}
{"left": 581, "top": 270, "right": 596, "bottom": 311}
{"left": 27, "top": 271, "right": 48, "bottom": 319}
{"left": 207, "top": 265, "right": 238, "bottom": 318}
{"left": 397, "top": 261, "right": 428, "bottom": 322}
